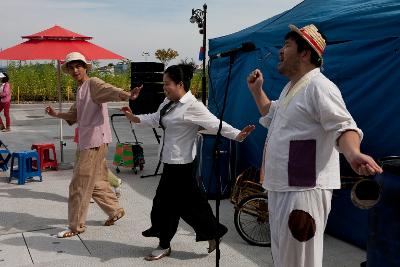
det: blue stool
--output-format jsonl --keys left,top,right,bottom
{"left": 9, "top": 150, "right": 42, "bottom": 185}
{"left": 0, "top": 140, "right": 11, "bottom": 172}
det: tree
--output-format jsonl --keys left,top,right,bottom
{"left": 155, "top": 48, "right": 179, "bottom": 67}
{"left": 179, "top": 57, "right": 196, "bottom": 70}
{"left": 179, "top": 57, "right": 206, "bottom": 99}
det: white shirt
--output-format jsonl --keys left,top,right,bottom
{"left": 135, "top": 91, "right": 241, "bottom": 164}
{"left": 260, "top": 68, "right": 363, "bottom": 191}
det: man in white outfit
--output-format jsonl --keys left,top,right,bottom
{"left": 247, "top": 24, "right": 383, "bottom": 267}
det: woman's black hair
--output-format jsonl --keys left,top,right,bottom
{"left": 2, "top": 73, "right": 9, "bottom": 83}
{"left": 164, "top": 64, "right": 195, "bottom": 92}
{"left": 284, "top": 30, "right": 327, "bottom": 67}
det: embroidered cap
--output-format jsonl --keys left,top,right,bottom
{"left": 61, "top": 52, "right": 92, "bottom": 73}
{"left": 289, "top": 24, "right": 326, "bottom": 58}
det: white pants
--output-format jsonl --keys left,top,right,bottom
{"left": 268, "top": 189, "right": 332, "bottom": 267}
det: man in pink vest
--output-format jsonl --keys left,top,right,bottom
{"left": 45, "top": 52, "right": 141, "bottom": 238}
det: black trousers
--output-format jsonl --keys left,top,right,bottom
{"left": 150, "top": 161, "right": 227, "bottom": 249}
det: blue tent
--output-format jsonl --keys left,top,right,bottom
{"left": 208, "top": 0, "right": 400, "bottom": 173}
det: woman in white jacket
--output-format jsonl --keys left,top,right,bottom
{"left": 122, "top": 64, "right": 255, "bottom": 261}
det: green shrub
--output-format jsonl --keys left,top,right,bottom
{"left": 191, "top": 71, "right": 208, "bottom": 99}
{"left": 6, "top": 61, "right": 206, "bottom": 102}
{"left": 6, "top": 61, "right": 130, "bottom": 102}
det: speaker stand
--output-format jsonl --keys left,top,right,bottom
{"left": 141, "top": 128, "right": 163, "bottom": 178}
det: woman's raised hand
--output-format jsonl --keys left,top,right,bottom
{"left": 121, "top": 106, "right": 133, "bottom": 114}
{"left": 236, "top": 125, "right": 256, "bottom": 142}
{"left": 121, "top": 106, "right": 141, "bottom": 123}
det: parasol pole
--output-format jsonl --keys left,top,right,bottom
{"left": 57, "top": 60, "right": 64, "bottom": 163}
{"left": 57, "top": 60, "right": 73, "bottom": 170}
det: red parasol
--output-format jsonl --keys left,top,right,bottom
{"left": 0, "top": 25, "right": 124, "bottom": 61}
{"left": 0, "top": 25, "right": 126, "bottom": 163}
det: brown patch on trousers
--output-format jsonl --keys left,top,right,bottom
{"left": 288, "top": 209, "right": 316, "bottom": 242}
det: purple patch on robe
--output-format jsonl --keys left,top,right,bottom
{"left": 288, "top": 139, "right": 316, "bottom": 187}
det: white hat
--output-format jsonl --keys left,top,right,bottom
{"left": 61, "top": 52, "right": 92, "bottom": 73}
{"left": 0, "top": 73, "right": 5, "bottom": 79}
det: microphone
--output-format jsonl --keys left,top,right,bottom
{"left": 210, "top": 42, "right": 256, "bottom": 59}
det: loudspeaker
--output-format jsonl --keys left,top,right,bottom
{"left": 131, "top": 62, "right": 164, "bottom": 73}
{"left": 129, "top": 83, "right": 164, "bottom": 115}
{"left": 131, "top": 72, "right": 164, "bottom": 84}
{"left": 130, "top": 62, "right": 165, "bottom": 114}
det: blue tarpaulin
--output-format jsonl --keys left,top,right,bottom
{"left": 208, "top": 0, "right": 400, "bottom": 173}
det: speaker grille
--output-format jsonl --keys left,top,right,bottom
{"left": 131, "top": 62, "right": 164, "bottom": 73}
{"left": 129, "top": 83, "right": 164, "bottom": 115}
{"left": 131, "top": 72, "right": 163, "bottom": 85}
{"left": 130, "top": 62, "right": 165, "bottom": 114}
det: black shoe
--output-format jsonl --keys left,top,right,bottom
{"left": 217, "top": 224, "right": 228, "bottom": 238}
{"left": 142, "top": 227, "right": 159, "bottom": 237}
{"left": 208, "top": 224, "right": 228, "bottom": 253}
{"left": 208, "top": 238, "right": 221, "bottom": 253}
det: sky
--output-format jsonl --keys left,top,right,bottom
{"left": 0, "top": 0, "right": 303, "bottom": 66}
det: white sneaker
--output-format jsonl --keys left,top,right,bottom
{"left": 57, "top": 227, "right": 79, "bottom": 238}
{"left": 90, "top": 198, "right": 95, "bottom": 203}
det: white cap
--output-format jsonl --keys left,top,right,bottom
{"left": 61, "top": 52, "right": 92, "bottom": 73}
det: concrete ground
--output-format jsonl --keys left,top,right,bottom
{"left": 0, "top": 103, "right": 366, "bottom": 266}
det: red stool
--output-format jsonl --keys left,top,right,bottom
{"left": 31, "top": 143, "right": 58, "bottom": 170}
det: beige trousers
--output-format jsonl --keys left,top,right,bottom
{"left": 68, "top": 144, "right": 122, "bottom": 232}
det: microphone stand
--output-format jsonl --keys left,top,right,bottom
{"left": 212, "top": 52, "right": 236, "bottom": 267}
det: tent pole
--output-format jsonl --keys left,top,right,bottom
{"left": 57, "top": 60, "right": 64, "bottom": 163}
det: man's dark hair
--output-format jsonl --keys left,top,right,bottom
{"left": 284, "top": 31, "right": 327, "bottom": 67}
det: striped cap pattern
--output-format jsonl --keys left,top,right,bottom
{"left": 289, "top": 24, "right": 326, "bottom": 58}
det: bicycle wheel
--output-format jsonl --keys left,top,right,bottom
{"left": 234, "top": 193, "right": 271, "bottom": 247}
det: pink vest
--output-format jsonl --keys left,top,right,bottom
{"left": 76, "top": 79, "right": 112, "bottom": 150}
{"left": 0, "top": 83, "right": 11, "bottom": 103}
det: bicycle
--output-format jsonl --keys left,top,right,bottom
{"left": 231, "top": 167, "right": 271, "bottom": 247}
